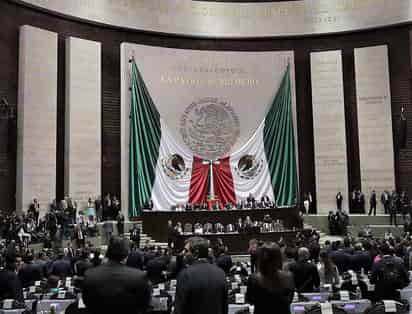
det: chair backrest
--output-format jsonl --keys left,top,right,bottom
{"left": 183, "top": 223, "right": 192, "bottom": 233}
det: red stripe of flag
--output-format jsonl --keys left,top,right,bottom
{"left": 213, "top": 156, "right": 236, "bottom": 209}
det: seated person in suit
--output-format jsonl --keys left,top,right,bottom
{"left": 175, "top": 222, "right": 183, "bottom": 235}
{"left": 203, "top": 222, "right": 213, "bottom": 234}
{"left": 184, "top": 223, "right": 193, "bottom": 234}
{"left": 225, "top": 224, "right": 235, "bottom": 233}
{"left": 246, "top": 193, "right": 256, "bottom": 208}
{"left": 194, "top": 223, "right": 203, "bottom": 235}
{"left": 185, "top": 203, "right": 194, "bottom": 211}
{"left": 224, "top": 202, "right": 235, "bottom": 210}
{"left": 244, "top": 216, "right": 253, "bottom": 233}
{"left": 215, "top": 223, "right": 224, "bottom": 233}
{"left": 235, "top": 218, "right": 244, "bottom": 233}
{"left": 236, "top": 200, "right": 246, "bottom": 210}
{"left": 260, "top": 195, "right": 271, "bottom": 208}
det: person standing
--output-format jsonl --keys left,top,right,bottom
{"left": 390, "top": 191, "right": 398, "bottom": 226}
{"left": 116, "top": 213, "right": 125, "bottom": 236}
{"left": 308, "top": 192, "right": 313, "bottom": 213}
{"left": 336, "top": 192, "right": 343, "bottom": 211}
{"left": 318, "top": 250, "right": 340, "bottom": 286}
{"left": 288, "top": 247, "right": 320, "bottom": 293}
{"left": 174, "top": 237, "right": 228, "bottom": 314}
{"left": 371, "top": 244, "right": 410, "bottom": 301}
{"left": 368, "top": 190, "right": 377, "bottom": 216}
{"left": 130, "top": 224, "right": 141, "bottom": 249}
{"left": 0, "top": 255, "right": 23, "bottom": 301}
{"left": 82, "top": 237, "right": 151, "bottom": 314}
{"left": 246, "top": 242, "right": 295, "bottom": 314}
{"left": 94, "top": 196, "right": 103, "bottom": 222}
{"left": 167, "top": 220, "right": 176, "bottom": 249}
{"left": 103, "top": 193, "right": 112, "bottom": 221}
{"left": 381, "top": 190, "right": 390, "bottom": 214}
{"left": 303, "top": 193, "right": 309, "bottom": 215}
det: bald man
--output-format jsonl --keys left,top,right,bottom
{"left": 288, "top": 247, "right": 320, "bottom": 293}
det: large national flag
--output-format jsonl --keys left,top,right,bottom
{"left": 129, "top": 60, "right": 298, "bottom": 216}
{"left": 214, "top": 65, "right": 299, "bottom": 207}
{"left": 129, "top": 60, "right": 209, "bottom": 216}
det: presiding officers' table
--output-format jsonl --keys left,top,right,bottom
{"left": 175, "top": 230, "right": 308, "bottom": 255}
{"left": 140, "top": 206, "right": 302, "bottom": 244}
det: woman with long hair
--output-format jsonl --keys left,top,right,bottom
{"left": 318, "top": 250, "right": 340, "bottom": 286}
{"left": 246, "top": 242, "right": 295, "bottom": 314}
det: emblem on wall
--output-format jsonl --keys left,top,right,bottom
{"left": 235, "top": 155, "right": 263, "bottom": 180}
{"left": 180, "top": 97, "right": 240, "bottom": 160}
{"left": 161, "top": 154, "right": 190, "bottom": 180}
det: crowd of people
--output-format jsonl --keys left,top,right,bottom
{"left": 337, "top": 189, "right": 410, "bottom": 220}
{"left": 328, "top": 210, "right": 350, "bottom": 236}
{"left": 145, "top": 194, "right": 280, "bottom": 211}
{"left": 1, "top": 224, "right": 412, "bottom": 313}
{"left": 0, "top": 194, "right": 124, "bottom": 250}
{"left": 166, "top": 215, "right": 286, "bottom": 246}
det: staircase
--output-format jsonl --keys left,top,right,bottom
{"left": 303, "top": 222, "right": 342, "bottom": 245}
{"left": 304, "top": 214, "right": 404, "bottom": 240}
{"left": 123, "top": 221, "right": 168, "bottom": 249}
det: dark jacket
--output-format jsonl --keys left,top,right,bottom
{"left": 371, "top": 255, "right": 410, "bottom": 301}
{"left": 330, "top": 250, "right": 351, "bottom": 273}
{"left": 18, "top": 262, "right": 44, "bottom": 287}
{"left": 246, "top": 271, "right": 295, "bottom": 314}
{"left": 174, "top": 259, "right": 228, "bottom": 314}
{"left": 0, "top": 269, "right": 23, "bottom": 301}
{"left": 215, "top": 254, "right": 233, "bottom": 274}
{"left": 82, "top": 261, "right": 151, "bottom": 314}
{"left": 288, "top": 261, "right": 320, "bottom": 293}
{"left": 350, "top": 251, "right": 372, "bottom": 272}
{"left": 50, "top": 258, "right": 72, "bottom": 278}
{"left": 74, "top": 259, "right": 93, "bottom": 277}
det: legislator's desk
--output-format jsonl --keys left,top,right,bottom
{"left": 141, "top": 206, "right": 301, "bottom": 244}
{"left": 175, "top": 230, "right": 306, "bottom": 255}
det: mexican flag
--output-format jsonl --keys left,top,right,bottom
{"left": 129, "top": 61, "right": 210, "bottom": 216}
{"left": 128, "top": 60, "right": 298, "bottom": 216}
{"left": 223, "top": 65, "right": 299, "bottom": 207}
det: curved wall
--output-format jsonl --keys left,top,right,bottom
{"left": 12, "top": 0, "right": 412, "bottom": 38}
{"left": 0, "top": 0, "right": 411, "bottom": 212}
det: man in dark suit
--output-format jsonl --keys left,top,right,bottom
{"left": 17, "top": 253, "right": 44, "bottom": 287}
{"left": 82, "top": 237, "right": 151, "bottom": 314}
{"left": 49, "top": 250, "right": 72, "bottom": 278}
{"left": 288, "top": 247, "right": 320, "bottom": 293}
{"left": 336, "top": 192, "right": 343, "bottom": 211}
{"left": 174, "top": 237, "right": 228, "bottom": 314}
{"left": 329, "top": 243, "right": 351, "bottom": 273}
{"left": 368, "top": 190, "right": 377, "bottom": 216}
{"left": 74, "top": 250, "right": 93, "bottom": 277}
{"left": 246, "top": 193, "right": 256, "bottom": 208}
{"left": 371, "top": 244, "right": 410, "bottom": 301}
{"left": 349, "top": 243, "right": 372, "bottom": 272}
{"left": 130, "top": 224, "right": 141, "bottom": 248}
{"left": 0, "top": 255, "right": 23, "bottom": 302}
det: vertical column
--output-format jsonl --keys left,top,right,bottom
{"left": 65, "top": 37, "right": 101, "bottom": 211}
{"left": 354, "top": 45, "right": 395, "bottom": 214}
{"left": 310, "top": 50, "right": 349, "bottom": 213}
{"left": 120, "top": 44, "right": 130, "bottom": 219}
{"left": 16, "top": 25, "right": 58, "bottom": 216}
